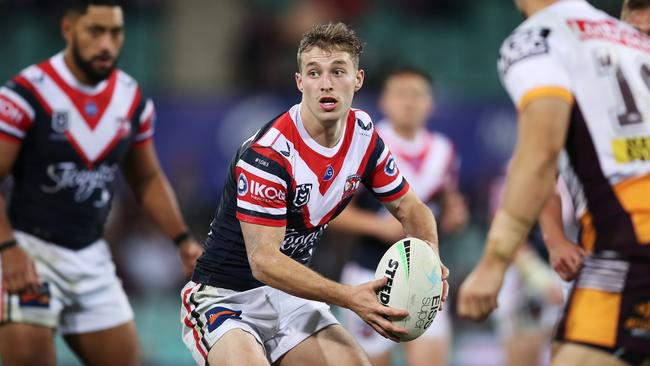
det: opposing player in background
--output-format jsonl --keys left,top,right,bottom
{"left": 538, "top": 0, "right": 650, "bottom": 285}
{"left": 0, "top": 1, "right": 203, "bottom": 365}
{"left": 458, "top": 0, "right": 650, "bottom": 364}
{"left": 330, "top": 67, "right": 467, "bottom": 366}
{"left": 181, "top": 23, "right": 449, "bottom": 366}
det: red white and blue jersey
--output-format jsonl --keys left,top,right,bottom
{"left": 352, "top": 122, "right": 458, "bottom": 269}
{"left": 192, "top": 104, "right": 410, "bottom": 291}
{"left": 0, "top": 53, "right": 154, "bottom": 249}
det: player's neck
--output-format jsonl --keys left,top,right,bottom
{"left": 524, "top": 0, "right": 568, "bottom": 18}
{"left": 300, "top": 108, "right": 346, "bottom": 148}
{"left": 392, "top": 124, "right": 418, "bottom": 140}
{"left": 63, "top": 50, "right": 95, "bottom": 86}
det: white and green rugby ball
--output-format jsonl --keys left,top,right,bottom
{"left": 375, "top": 237, "right": 444, "bottom": 341}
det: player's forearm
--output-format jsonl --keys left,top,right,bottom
{"left": 249, "top": 247, "right": 350, "bottom": 307}
{"left": 398, "top": 199, "right": 439, "bottom": 253}
{"left": 136, "top": 172, "right": 189, "bottom": 240}
{"left": 0, "top": 195, "right": 15, "bottom": 242}
{"left": 538, "top": 191, "right": 569, "bottom": 250}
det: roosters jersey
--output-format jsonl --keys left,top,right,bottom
{"left": 192, "top": 105, "right": 410, "bottom": 291}
{"left": 0, "top": 53, "right": 154, "bottom": 249}
{"left": 498, "top": 1, "right": 650, "bottom": 257}
{"left": 352, "top": 121, "right": 458, "bottom": 270}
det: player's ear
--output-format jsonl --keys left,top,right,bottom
{"left": 295, "top": 72, "right": 304, "bottom": 92}
{"left": 354, "top": 69, "right": 365, "bottom": 92}
{"left": 61, "top": 16, "right": 74, "bottom": 44}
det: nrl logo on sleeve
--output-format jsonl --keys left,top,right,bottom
{"left": 293, "top": 183, "right": 312, "bottom": 207}
{"left": 498, "top": 27, "right": 551, "bottom": 75}
{"left": 52, "top": 111, "right": 70, "bottom": 133}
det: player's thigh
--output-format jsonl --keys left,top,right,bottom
{"left": 0, "top": 323, "right": 56, "bottom": 366}
{"left": 277, "top": 324, "right": 371, "bottom": 366}
{"left": 503, "top": 331, "right": 546, "bottom": 366}
{"left": 551, "top": 342, "right": 628, "bottom": 366}
{"left": 404, "top": 335, "right": 450, "bottom": 366}
{"left": 63, "top": 321, "right": 139, "bottom": 366}
{"left": 208, "top": 328, "right": 269, "bottom": 366}
{"left": 368, "top": 351, "right": 391, "bottom": 366}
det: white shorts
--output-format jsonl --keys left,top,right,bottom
{"left": 181, "top": 281, "right": 339, "bottom": 366}
{"left": 494, "top": 267, "right": 562, "bottom": 340}
{"left": 0, "top": 231, "right": 133, "bottom": 334}
{"left": 339, "top": 262, "right": 452, "bottom": 356}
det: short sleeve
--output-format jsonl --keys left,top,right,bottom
{"left": 235, "top": 148, "right": 290, "bottom": 227}
{"left": 497, "top": 24, "right": 573, "bottom": 110}
{"left": 364, "top": 134, "right": 410, "bottom": 202}
{"left": 0, "top": 80, "right": 35, "bottom": 142}
{"left": 133, "top": 98, "right": 155, "bottom": 146}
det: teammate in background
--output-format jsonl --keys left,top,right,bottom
{"left": 181, "top": 23, "right": 449, "bottom": 366}
{"left": 330, "top": 67, "right": 467, "bottom": 366}
{"left": 458, "top": 0, "right": 650, "bottom": 364}
{"left": 0, "top": 1, "right": 203, "bottom": 365}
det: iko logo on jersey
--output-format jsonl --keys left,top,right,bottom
{"left": 0, "top": 97, "right": 26, "bottom": 125}
{"left": 384, "top": 156, "right": 397, "bottom": 176}
{"left": 41, "top": 162, "right": 118, "bottom": 207}
{"left": 205, "top": 306, "right": 242, "bottom": 333}
{"left": 238, "top": 173, "right": 286, "bottom": 203}
{"left": 293, "top": 183, "right": 312, "bottom": 207}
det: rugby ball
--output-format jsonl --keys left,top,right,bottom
{"left": 375, "top": 237, "right": 443, "bottom": 341}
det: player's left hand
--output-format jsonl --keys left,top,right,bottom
{"left": 178, "top": 239, "right": 203, "bottom": 277}
{"left": 457, "top": 254, "right": 507, "bottom": 321}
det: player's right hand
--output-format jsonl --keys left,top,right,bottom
{"left": 1, "top": 245, "right": 40, "bottom": 294}
{"left": 345, "top": 277, "right": 409, "bottom": 342}
{"left": 548, "top": 239, "right": 584, "bottom": 281}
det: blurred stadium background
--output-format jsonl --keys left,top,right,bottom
{"left": 0, "top": 0, "right": 624, "bottom": 365}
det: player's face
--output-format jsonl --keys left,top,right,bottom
{"left": 63, "top": 5, "right": 124, "bottom": 84}
{"left": 626, "top": 7, "right": 650, "bottom": 36}
{"left": 379, "top": 74, "right": 433, "bottom": 133}
{"left": 296, "top": 47, "right": 364, "bottom": 126}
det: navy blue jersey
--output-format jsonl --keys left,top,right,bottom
{"left": 0, "top": 53, "right": 155, "bottom": 249}
{"left": 192, "top": 104, "right": 410, "bottom": 291}
{"left": 350, "top": 122, "right": 458, "bottom": 270}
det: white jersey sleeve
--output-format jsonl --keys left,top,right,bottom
{"left": 498, "top": 19, "right": 574, "bottom": 110}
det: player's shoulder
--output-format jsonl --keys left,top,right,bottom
{"left": 238, "top": 111, "right": 293, "bottom": 173}
{"left": 351, "top": 108, "right": 375, "bottom": 134}
{"left": 115, "top": 68, "right": 141, "bottom": 90}
{"left": 429, "top": 131, "right": 454, "bottom": 148}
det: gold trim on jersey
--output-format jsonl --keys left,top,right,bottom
{"left": 579, "top": 211, "right": 596, "bottom": 253}
{"left": 565, "top": 288, "right": 622, "bottom": 348}
{"left": 613, "top": 173, "right": 650, "bottom": 244}
{"left": 612, "top": 136, "right": 650, "bottom": 163}
{"left": 518, "top": 86, "right": 574, "bottom": 110}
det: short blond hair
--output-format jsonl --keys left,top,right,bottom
{"left": 622, "top": 0, "right": 650, "bottom": 20}
{"left": 297, "top": 22, "right": 363, "bottom": 71}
